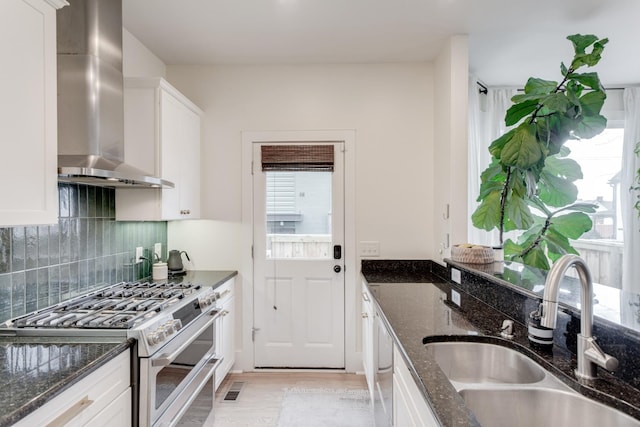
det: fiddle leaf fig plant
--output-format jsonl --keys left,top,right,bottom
{"left": 472, "top": 34, "right": 609, "bottom": 270}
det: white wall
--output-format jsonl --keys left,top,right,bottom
{"left": 122, "top": 29, "right": 167, "bottom": 78}
{"left": 166, "top": 63, "right": 436, "bottom": 260}
{"left": 433, "top": 36, "right": 469, "bottom": 265}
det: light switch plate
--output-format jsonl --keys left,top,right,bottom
{"left": 359, "top": 241, "right": 380, "bottom": 257}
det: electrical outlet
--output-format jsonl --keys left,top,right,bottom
{"left": 451, "top": 289, "right": 461, "bottom": 307}
{"left": 154, "top": 243, "right": 162, "bottom": 260}
{"left": 451, "top": 268, "right": 461, "bottom": 284}
{"left": 359, "top": 241, "right": 380, "bottom": 257}
{"left": 135, "top": 247, "right": 144, "bottom": 264}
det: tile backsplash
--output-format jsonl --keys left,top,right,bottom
{"left": 0, "top": 183, "right": 167, "bottom": 323}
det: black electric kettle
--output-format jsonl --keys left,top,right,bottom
{"left": 167, "top": 250, "right": 190, "bottom": 271}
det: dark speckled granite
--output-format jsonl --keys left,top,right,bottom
{"left": 0, "top": 337, "right": 133, "bottom": 427}
{"left": 361, "top": 259, "right": 640, "bottom": 426}
{"left": 164, "top": 270, "right": 238, "bottom": 291}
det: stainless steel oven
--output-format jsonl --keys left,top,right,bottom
{"left": 140, "top": 305, "right": 222, "bottom": 427}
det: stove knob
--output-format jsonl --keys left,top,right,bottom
{"left": 172, "top": 319, "right": 182, "bottom": 331}
{"left": 162, "top": 321, "right": 175, "bottom": 335}
{"left": 147, "top": 329, "right": 167, "bottom": 346}
{"left": 147, "top": 331, "right": 160, "bottom": 346}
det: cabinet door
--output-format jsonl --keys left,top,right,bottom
{"left": 159, "top": 90, "right": 184, "bottom": 220}
{"left": 362, "top": 283, "right": 375, "bottom": 401}
{"left": 393, "top": 346, "right": 440, "bottom": 427}
{"left": 14, "top": 350, "right": 131, "bottom": 427}
{"left": 215, "top": 279, "right": 235, "bottom": 390}
{"left": 116, "top": 78, "right": 201, "bottom": 221}
{"left": 0, "top": 0, "right": 60, "bottom": 226}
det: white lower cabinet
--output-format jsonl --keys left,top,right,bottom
{"left": 393, "top": 346, "right": 439, "bottom": 427}
{"left": 215, "top": 278, "right": 235, "bottom": 390}
{"left": 362, "top": 281, "right": 376, "bottom": 402}
{"left": 14, "top": 349, "right": 131, "bottom": 427}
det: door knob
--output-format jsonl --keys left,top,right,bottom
{"left": 333, "top": 265, "right": 342, "bottom": 273}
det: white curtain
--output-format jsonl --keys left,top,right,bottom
{"left": 622, "top": 88, "right": 640, "bottom": 295}
{"left": 467, "top": 76, "right": 516, "bottom": 246}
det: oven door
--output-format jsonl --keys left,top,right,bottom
{"left": 140, "top": 307, "right": 223, "bottom": 427}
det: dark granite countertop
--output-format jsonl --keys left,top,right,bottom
{"left": 361, "top": 260, "right": 640, "bottom": 426}
{"left": 162, "top": 270, "right": 238, "bottom": 291}
{"left": 0, "top": 337, "right": 133, "bottom": 427}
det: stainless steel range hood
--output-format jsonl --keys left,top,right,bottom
{"left": 56, "top": 0, "right": 174, "bottom": 189}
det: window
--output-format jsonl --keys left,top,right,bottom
{"left": 566, "top": 127, "right": 624, "bottom": 289}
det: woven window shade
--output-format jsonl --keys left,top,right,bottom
{"left": 261, "top": 145, "right": 334, "bottom": 171}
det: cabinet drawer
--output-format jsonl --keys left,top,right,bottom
{"left": 15, "top": 350, "right": 131, "bottom": 427}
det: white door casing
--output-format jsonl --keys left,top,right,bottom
{"left": 252, "top": 142, "right": 345, "bottom": 368}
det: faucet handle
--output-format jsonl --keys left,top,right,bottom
{"left": 583, "top": 337, "right": 619, "bottom": 372}
{"left": 500, "top": 319, "right": 514, "bottom": 339}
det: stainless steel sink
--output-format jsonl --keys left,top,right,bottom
{"left": 460, "top": 388, "right": 640, "bottom": 427}
{"left": 424, "top": 341, "right": 545, "bottom": 384}
{"left": 424, "top": 340, "right": 640, "bottom": 426}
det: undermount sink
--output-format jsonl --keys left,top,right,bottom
{"left": 460, "top": 388, "right": 640, "bottom": 427}
{"left": 424, "top": 341, "right": 545, "bottom": 384}
{"left": 424, "top": 340, "right": 640, "bottom": 426}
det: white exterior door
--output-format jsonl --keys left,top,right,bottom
{"left": 253, "top": 142, "right": 345, "bottom": 368}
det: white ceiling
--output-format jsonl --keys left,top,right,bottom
{"left": 123, "top": 0, "right": 640, "bottom": 87}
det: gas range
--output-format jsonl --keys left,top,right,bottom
{"left": 2, "top": 280, "right": 220, "bottom": 357}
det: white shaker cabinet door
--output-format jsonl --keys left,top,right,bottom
{"left": 116, "top": 78, "right": 202, "bottom": 221}
{"left": 0, "top": 0, "right": 65, "bottom": 226}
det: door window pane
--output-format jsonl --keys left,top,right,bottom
{"left": 265, "top": 171, "right": 332, "bottom": 259}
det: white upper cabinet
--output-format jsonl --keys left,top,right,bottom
{"left": 116, "top": 77, "right": 203, "bottom": 221}
{"left": 0, "top": 0, "right": 67, "bottom": 227}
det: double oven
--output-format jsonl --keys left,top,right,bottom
{"left": 3, "top": 280, "right": 224, "bottom": 427}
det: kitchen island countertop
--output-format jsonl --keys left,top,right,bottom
{"left": 361, "top": 260, "right": 640, "bottom": 426}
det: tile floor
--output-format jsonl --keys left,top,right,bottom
{"left": 205, "top": 372, "right": 371, "bottom": 427}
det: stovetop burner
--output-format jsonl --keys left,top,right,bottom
{"left": 7, "top": 280, "right": 206, "bottom": 330}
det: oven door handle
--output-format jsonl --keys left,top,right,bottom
{"left": 163, "top": 356, "right": 223, "bottom": 427}
{"left": 152, "top": 309, "right": 222, "bottom": 367}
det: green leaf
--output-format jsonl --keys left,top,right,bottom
{"left": 572, "top": 114, "right": 607, "bottom": 139}
{"left": 565, "top": 202, "right": 598, "bottom": 214}
{"left": 511, "top": 93, "right": 545, "bottom": 104}
{"left": 550, "top": 212, "right": 593, "bottom": 239}
{"left": 505, "top": 100, "right": 538, "bottom": 126}
{"left": 544, "top": 227, "right": 580, "bottom": 262}
{"left": 544, "top": 156, "right": 583, "bottom": 181}
{"left": 567, "top": 34, "right": 599, "bottom": 54}
{"left": 541, "top": 93, "right": 572, "bottom": 113}
{"left": 538, "top": 172, "right": 579, "bottom": 207}
{"left": 579, "top": 91, "right": 606, "bottom": 116}
{"left": 522, "top": 246, "right": 550, "bottom": 270}
{"left": 568, "top": 72, "right": 603, "bottom": 91}
{"left": 488, "top": 129, "right": 517, "bottom": 158}
{"left": 478, "top": 181, "right": 505, "bottom": 201}
{"left": 571, "top": 38, "right": 609, "bottom": 69}
{"left": 560, "top": 62, "right": 568, "bottom": 76}
{"left": 505, "top": 193, "right": 534, "bottom": 230}
{"left": 524, "top": 78, "right": 558, "bottom": 94}
{"left": 500, "top": 124, "right": 543, "bottom": 169}
{"left": 472, "top": 191, "right": 502, "bottom": 231}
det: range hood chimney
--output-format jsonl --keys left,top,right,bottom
{"left": 56, "top": 0, "right": 174, "bottom": 188}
